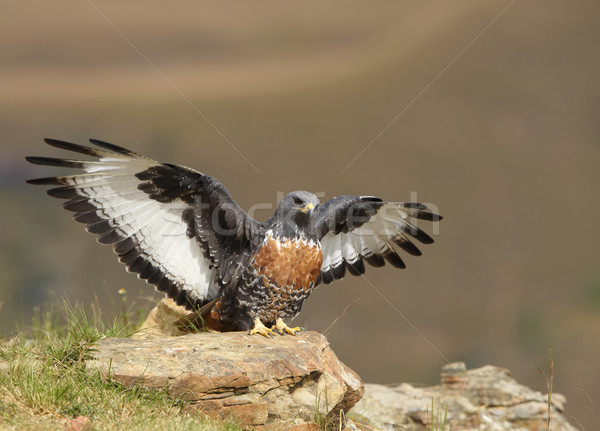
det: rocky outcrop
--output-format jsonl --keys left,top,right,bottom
{"left": 92, "top": 300, "right": 577, "bottom": 430}
{"left": 86, "top": 330, "right": 363, "bottom": 428}
{"left": 351, "top": 362, "right": 576, "bottom": 431}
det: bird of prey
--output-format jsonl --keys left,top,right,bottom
{"left": 26, "top": 139, "right": 442, "bottom": 337}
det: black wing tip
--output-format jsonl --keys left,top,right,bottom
{"left": 400, "top": 202, "right": 428, "bottom": 210}
{"left": 331, "top": 261, "right": 347, "bottom": 280}
{"left": 402, "top": 242, "right": 423, "bottom": 256}
{"left": 321, "top": 257, "right": 368, "bottom": 284}
{"left": 410, "top": 202, "right": 444, "bottom": 221}
{"left": 383, "top": 250, "right": 406, "bottom": 269}
{"left": 25, "top": 177, "right": 42, "bottom": 185}
{"left": 25, "top": 156, "right": 51, "bottom": 166}
{"left": 43, "top": 138, "right": 111, "bottom": 158}
{"left": 25, "top": 156, "right": 86, "bottom": 169}
{"left": 46, "top": 186, "right": 80, "bottom": 199}
{"left": 89, "top": 138, "right": 138, "bottom": 156}
{"left": 422, "top": 212, "right": 443, "bottom": 222}
{"left": 401, "top": 202, "right": 443, "bottom": 222}
{"left": 363, "top": 253, "right": 385, "bottom": 268}
{"left": 44, "top": 138, "right": 72, "bottom": 147}
{"left": 26, "top": 176, "right": 67, "bottom": 186}
{"left": 404, "top": 227, "right": 434, "bottom": 244}
{"left": 347, "top": 258, "right": 365, "bottom": 276}
{"left": 42, "top": 137, "right": 139, "bottom": 159}
{"left": 321, "top": 269, "right": 334, "bottom": 285}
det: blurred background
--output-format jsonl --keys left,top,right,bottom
{"left": 1, "top": 1, "right": 599, "bottom": 427}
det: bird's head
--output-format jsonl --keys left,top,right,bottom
{"left": 271, "top": 191, "right": 320, "bottom": 235}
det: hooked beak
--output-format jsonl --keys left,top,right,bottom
{"left": 300, "top": 202, "right": 315, "bottom": 215}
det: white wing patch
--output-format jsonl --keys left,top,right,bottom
{"left": 32, "top": 143, "right": 217, "bottom": 305}
{"left": 319, "top": 203, "right": 434, "bottom": 283}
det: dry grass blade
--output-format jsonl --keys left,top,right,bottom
{"left": 324, "top": 297, "right": 361, "bottom": 336}
{"left": 537, "top": 347, "right": 554, "bottom": 431}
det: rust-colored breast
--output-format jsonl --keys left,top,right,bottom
{"left": 253, "top": 234, "right": 323, "bottom": 291}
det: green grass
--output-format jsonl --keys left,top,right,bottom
{"left": 426, "top": 397, "right": 450, "bottom": 431}
{"left": 0, "top": 300, "right": 243, "bottom": 431}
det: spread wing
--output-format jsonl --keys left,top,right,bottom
{"left": 314, "top": 195, "right": 442, "bottom": 284}
{"left": 26, "top": 138, "right": 261, "bottom": 309}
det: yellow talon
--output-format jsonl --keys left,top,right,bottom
{"left": 250, "top": 317, "right": 276, "bottom": 338}
{"left": 275, "top": 318, "right": 301, "bottom": 336}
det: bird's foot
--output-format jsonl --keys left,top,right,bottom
{"left": 249, "top": 317, "right": 276, "bottom": 338}
{"left": 274, "top": 318, "right": 301, "bottom": 336}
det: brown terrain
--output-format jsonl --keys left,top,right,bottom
{"left": 1, "top": 1, "right": 599, "bottom": 429}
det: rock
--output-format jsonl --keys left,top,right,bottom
{"left": 351, "top": 362, "right": 577, "bottom": 431}
{"left": 131, "top": 298, "right": 189, "bottom": 339}
{"left": 86, "top": 330, "right": 363, "bottom": 427}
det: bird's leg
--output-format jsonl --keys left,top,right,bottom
{"left": 274, "top": 318, "right": 301, "bottom": 336}
{"left": 249, "top": 317, "right": 276, "bottom": 338}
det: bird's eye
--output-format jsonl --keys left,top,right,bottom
{"left": 293, "top": 196, "right": 303, "bottom": 205}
